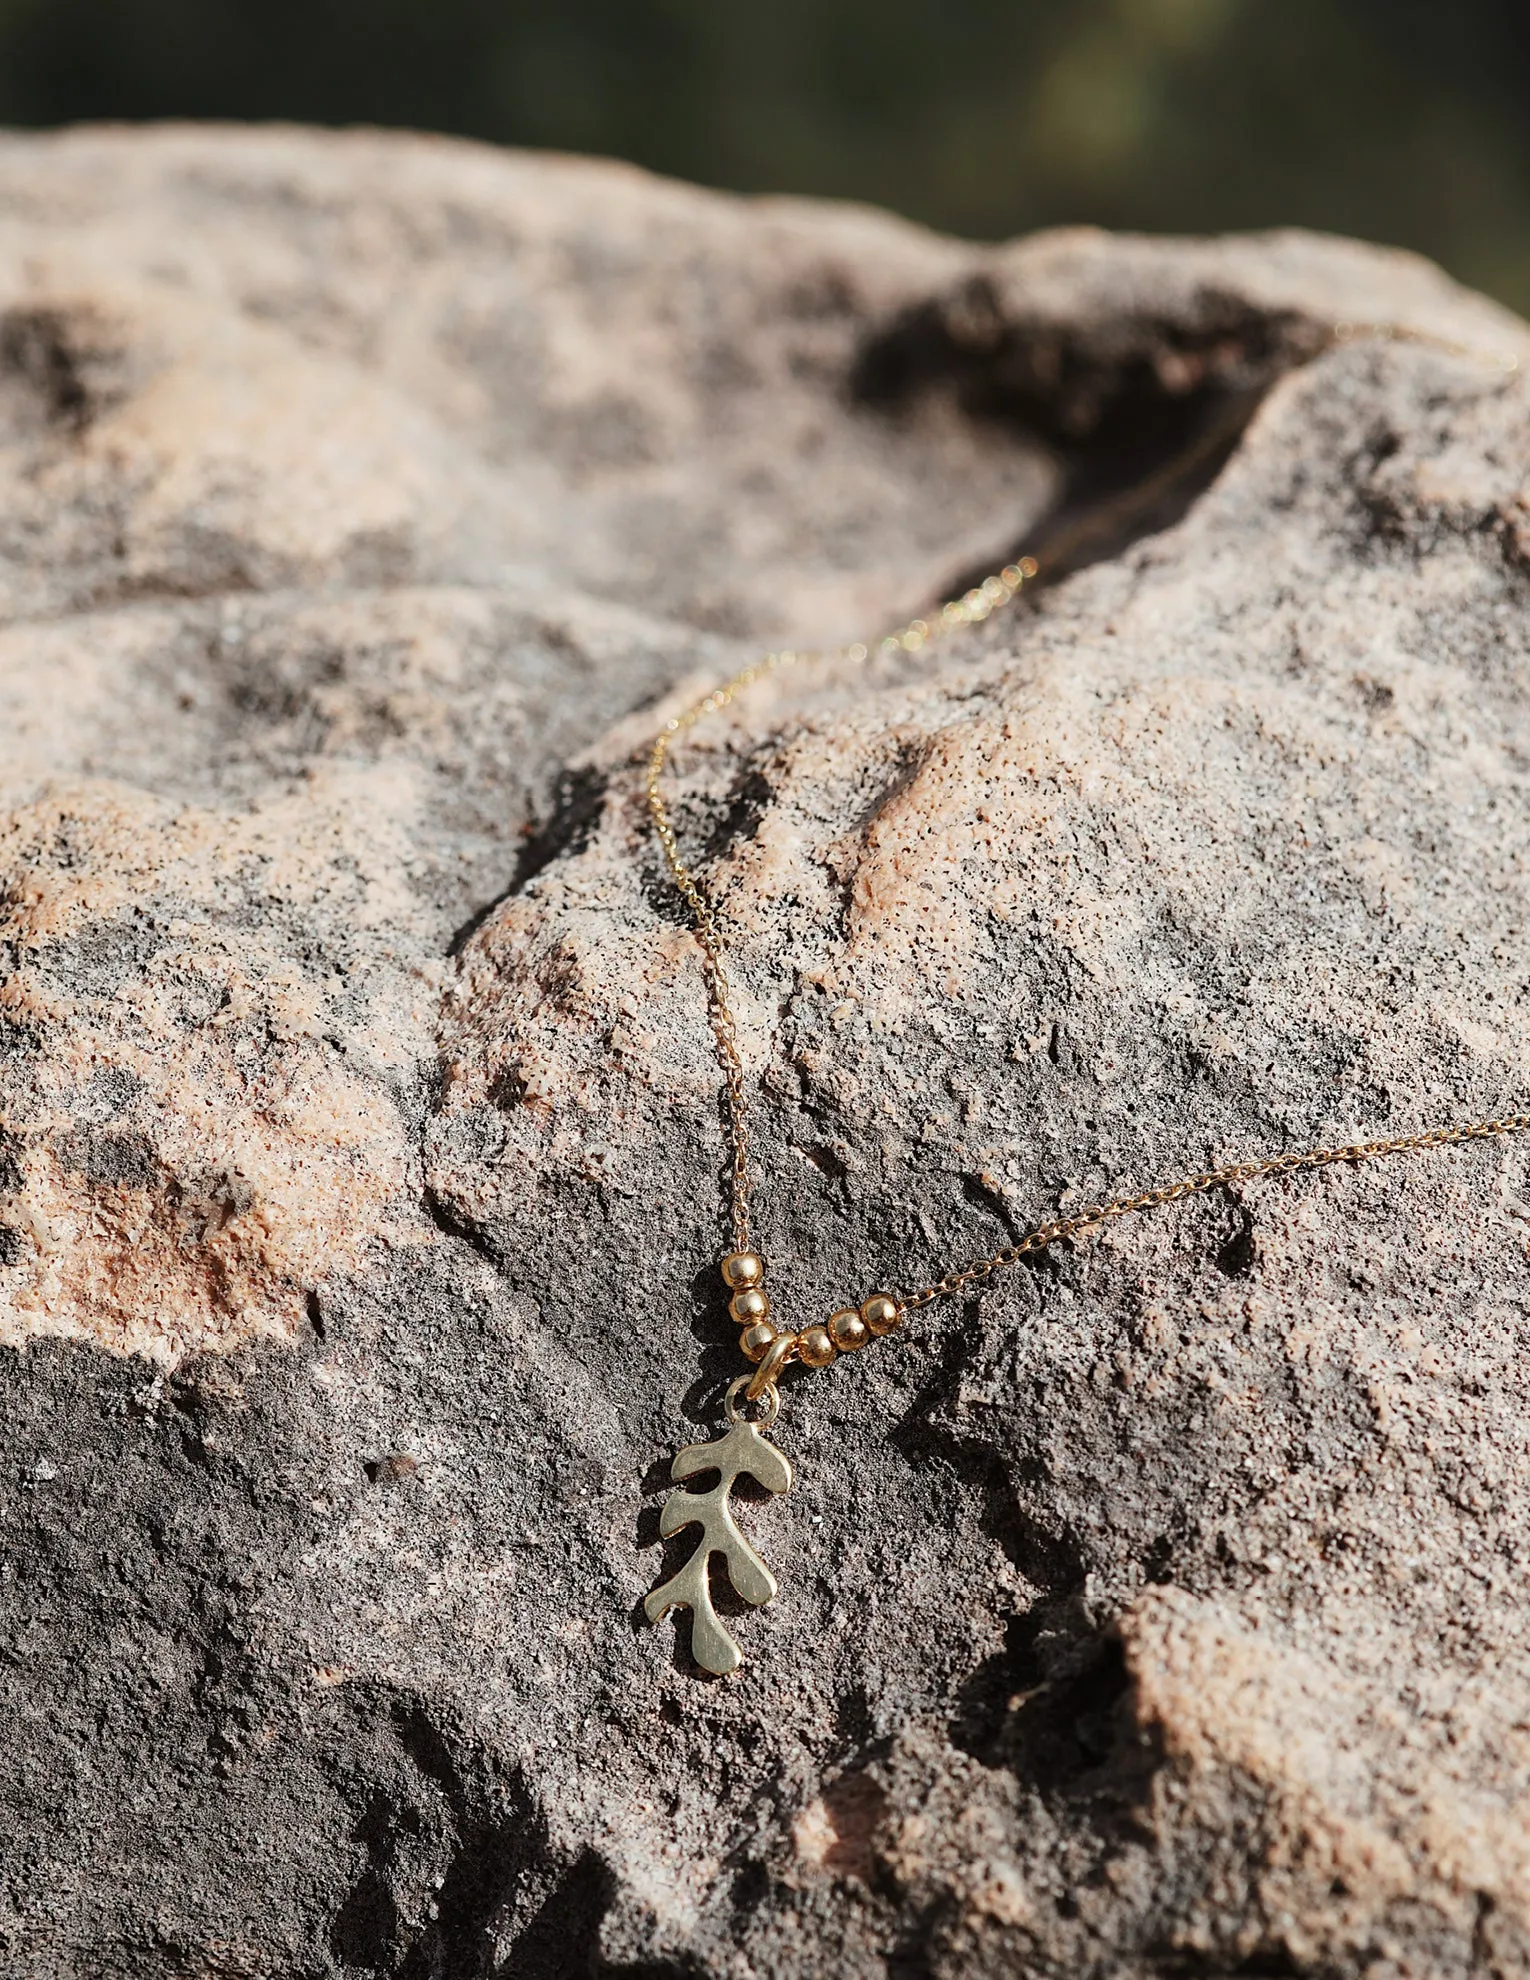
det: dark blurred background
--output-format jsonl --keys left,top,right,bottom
{"left": 1, "top": 0, "right": 1526, "bottom": 311}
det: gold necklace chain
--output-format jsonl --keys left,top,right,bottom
{"left": 644, "top": 325, "right": 1529, "bottom": 1409}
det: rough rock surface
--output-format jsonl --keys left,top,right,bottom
{"left": 2, "top": 124, "right": 1530, "bottom": 1979}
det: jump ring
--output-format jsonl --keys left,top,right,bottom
{"left": 745, "top": 1329, "right": 797, "bottom": 1401}
{"left": 725, "top": 1373, "right": 781, "bottom": 1426}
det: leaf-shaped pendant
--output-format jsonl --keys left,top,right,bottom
{"left": 644, "top": 1384, "right": 793, "bottom": 1675}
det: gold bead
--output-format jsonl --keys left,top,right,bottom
{"left": 721, "top": 1251, "right": 765, "bottom": 1289}
{"left": 797, "top": 1326, "right": 837, "bottom": 1370}
{"left": 729, "top": 1287, "right": 770, "bottom": 1324}
{"left": 861, "top": 1293, "right": 904, "bottom": 1336}
{"left": 739, "top": 1321, "right": 778, "bottom": 1363}
{"left": 828, "top": 1307, "right": 869, "bottom": 1351}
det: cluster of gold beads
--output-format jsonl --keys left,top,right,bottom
{"left": 723, "top": 1251, "right": 904, "bottom": 1379}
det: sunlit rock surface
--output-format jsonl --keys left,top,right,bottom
{"left": 2, "top": 124, "right": 1529, "bottom": 1978}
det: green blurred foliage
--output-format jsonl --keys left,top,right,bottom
{"left": 0, "top": 0, "right": 1526, "bottom": 310}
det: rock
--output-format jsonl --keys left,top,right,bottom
{"left": 2, "top": 123, "right": 1530, "bottom": 1978}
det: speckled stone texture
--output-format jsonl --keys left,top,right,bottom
{"left": 2, "top": 125, "right": 1530, "bottom": 1980}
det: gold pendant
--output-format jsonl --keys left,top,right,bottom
{"left": 644, "top": 1376, "right": 792, "bottom": 1675}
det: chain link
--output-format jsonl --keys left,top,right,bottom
{"left": 901, "top": 1115, "right": 1530, "bottom": 1309}
{"left": 645, "top": 320, "right": 1530, "bottom": 1333}
{"left": 645, "top": 560, "right": 1038, "bottom": 1257}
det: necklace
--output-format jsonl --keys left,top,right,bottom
{"left": 640, "top": 323, "right": 1530, "bottom": 1677}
